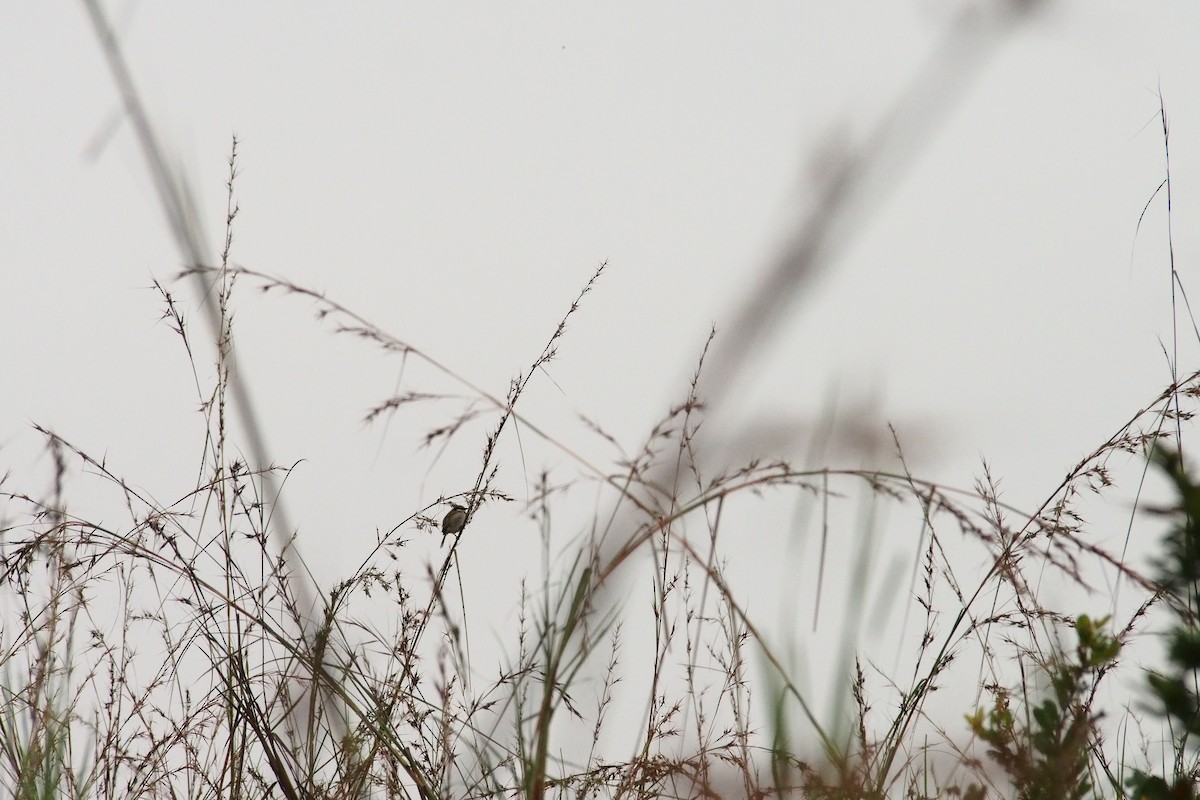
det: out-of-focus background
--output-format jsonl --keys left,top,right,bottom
{"left": 3, "top": 1, "right": 1200, "bottom": 753}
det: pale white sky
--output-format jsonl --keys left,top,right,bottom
{"left": 4, "top": 0, "right": 1200, "bottom": 759}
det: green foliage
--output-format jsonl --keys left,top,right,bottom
{"left": 1126, "top": 449, "right": 1200, "bottom": 800}
{"left": 966, "top": 615, "right": 1119, "bottom": 800}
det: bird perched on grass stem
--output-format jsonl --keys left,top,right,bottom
{"left": 441, "top": 504, "right": 468, "bottom": 545}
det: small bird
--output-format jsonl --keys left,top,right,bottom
{"left": 441, "top": 504, "right": 468, "bottom": 544}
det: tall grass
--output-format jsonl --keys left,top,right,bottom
{"left": 3, "top": 129, "right": 1200, "bottom": 799}
{"left": 5, "top": 5, "right": 1199, "bottom": 798}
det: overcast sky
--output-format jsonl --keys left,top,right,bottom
{"left": 4, "top": 1, "right": 1200, "bottom": 746}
